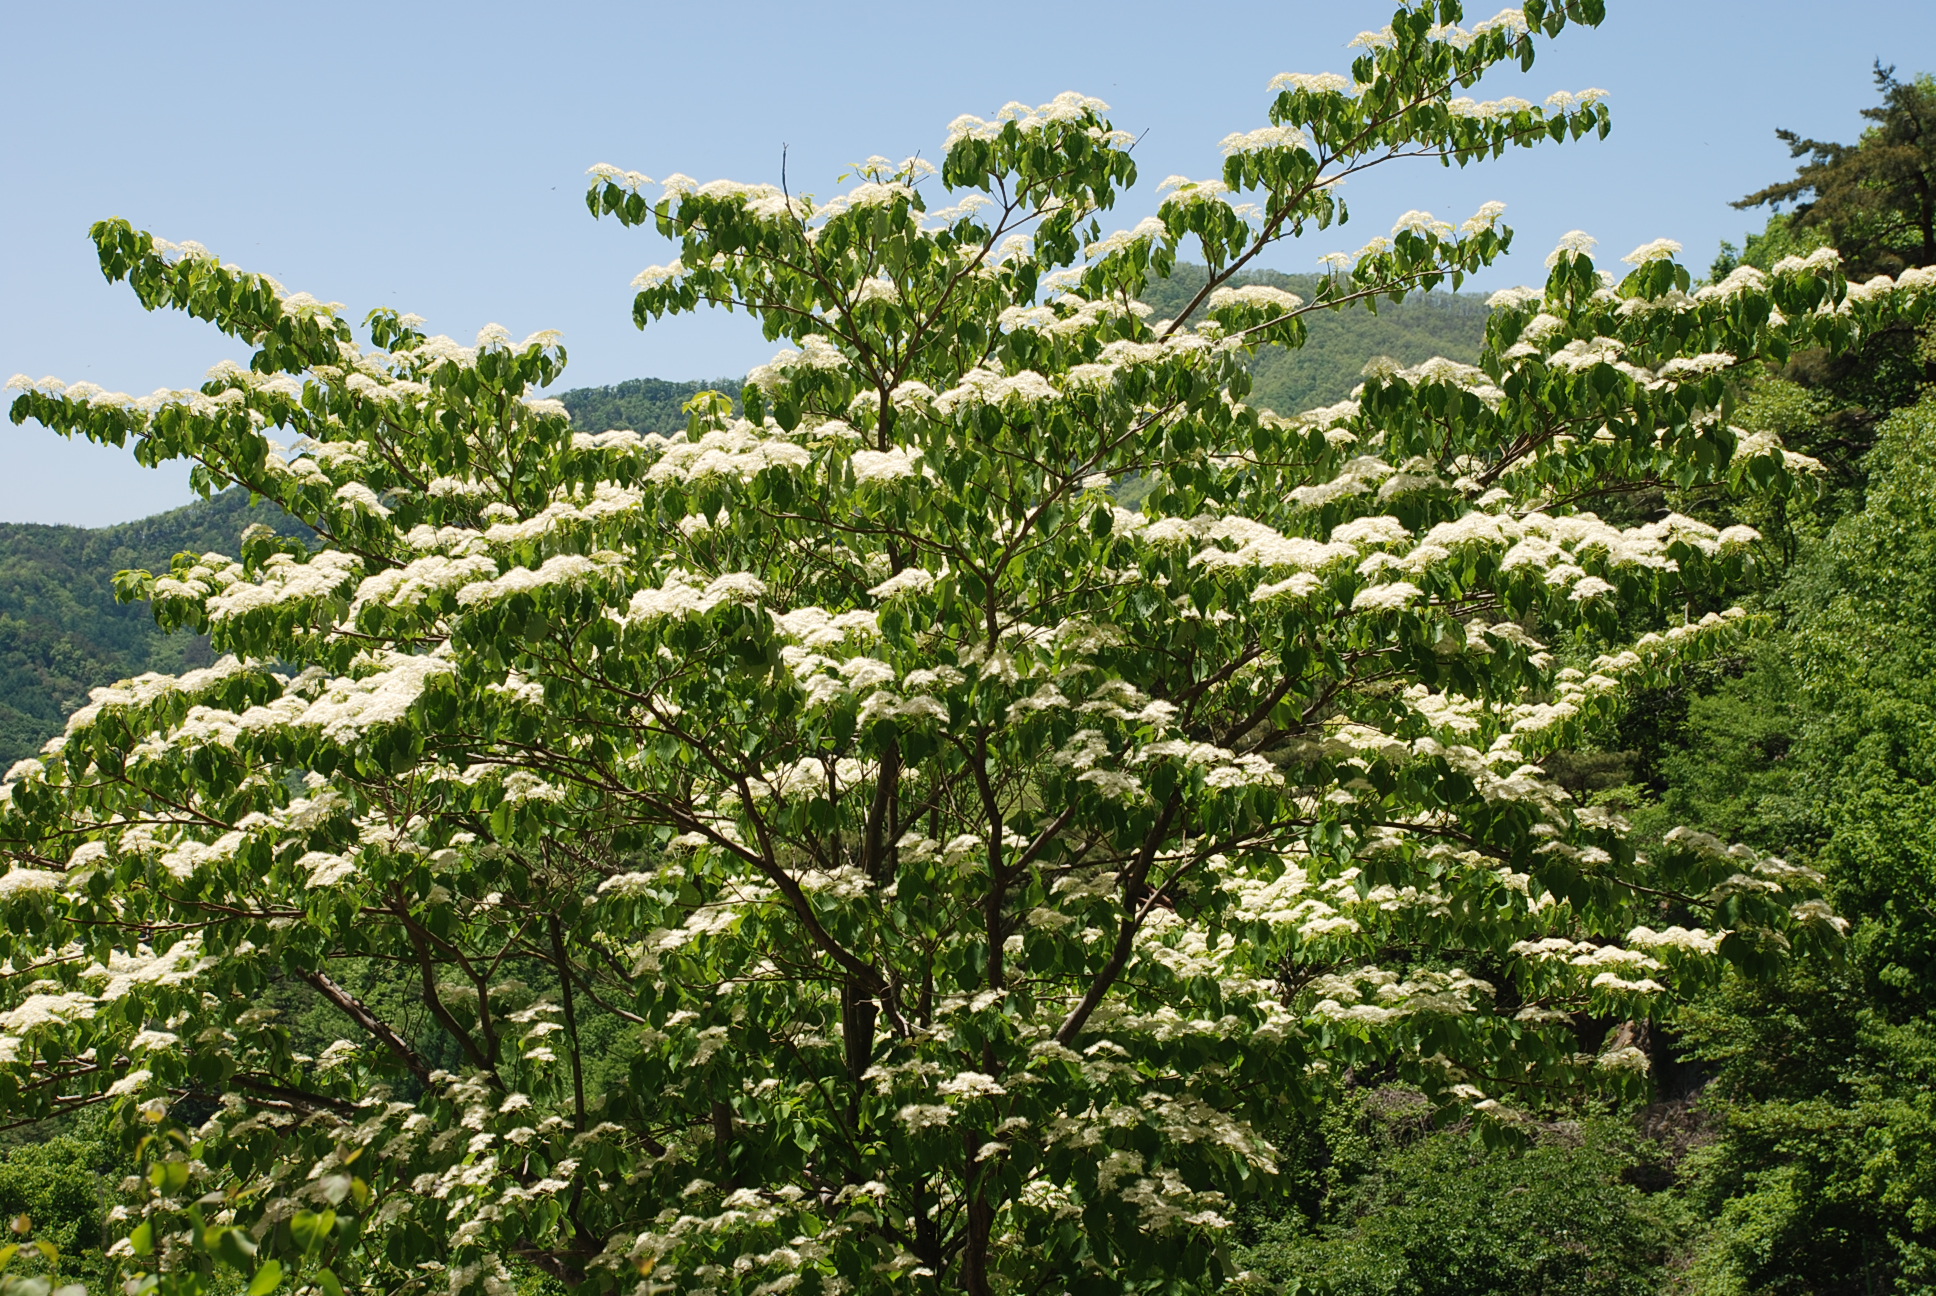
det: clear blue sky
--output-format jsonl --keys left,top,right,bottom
{"left": 5, "top": 0, "right": 1931, "bottom": 526}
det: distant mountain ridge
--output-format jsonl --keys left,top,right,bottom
{"left": 0, "top": 272, "right": 1489, "bottom": 766}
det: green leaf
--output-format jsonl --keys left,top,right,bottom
{"left": 213, "top": 1226, "right": 259, "bottom": 1270}
{"left": 289, "top": 1211, "right": 336, "bottom": 1255}
{"left": 246, "top": 1260, "right": 284, "bottom": 1296}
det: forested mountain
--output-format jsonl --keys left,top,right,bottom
{"left": 1140, "top": 264, "right": 1490, "bottom": 413}
{"left": 0, "top": 491, "right": 309, "bottom": 766}
{"left": 551, "top": 271, "right": 1491, "bottom": 427}
{"left": 0, "top": 273, "right": 1487, "bottom": 768}
{"left": 556, "top": 375, "right": 745, "bottom": 433}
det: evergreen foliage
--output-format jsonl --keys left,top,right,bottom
{"left": 1651, "top": 397, "right": 1936, "bottom": 1295}
{"left": 0, "top": 1132, "right": 112, "bottom": 1292}
{"left": 1237, "top": 1102, "right": 1679, "bottom": 1296}
{"left": 1734, "top": 66, "right": 1936, "bottom": 278}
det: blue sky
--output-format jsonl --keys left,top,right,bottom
{"left": 5, "top": 0, "right": 1932, "bottom": 526}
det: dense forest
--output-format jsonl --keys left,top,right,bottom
{"left": 3, "top": 69, "right": 1933, "bottom": 1293}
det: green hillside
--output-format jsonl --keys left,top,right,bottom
{"left": 1141, "top": 264, "right": 1491, "bottom": 414}
{"left": 0, "top": 279, "right": 1486, "bottom": 766}
{"left": 558, "top": 376, "right": 744, "bottom": 432}
{"left": 0, "top": 491, "right": 311, "bottom": 766}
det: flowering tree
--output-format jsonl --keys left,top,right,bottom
{"left": 4, "top": 2, "right": 1934, "bottom": 1293}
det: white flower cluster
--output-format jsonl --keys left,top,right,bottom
{"left": 455, "top": 553, "right": 621, "bottom": 609}
{"left": 1545, "top": 229, "right": 1599, "bottom": 267}
{"left": 1206, "top": 284, "right": 1304, "bottom": 313}
{"left": 945, "top": 91, "right": 1112, "bottom": 146}
{"left": 1218, "top": 125, "right": 1311, "bottom": 157}
{"left": 744, "top": 334, "right": 851, "bottom": 389}
{"left": 934, "top": 366, "right": 1062, "bottom": 413}
{"left": 1085, "top": 216, "right": 1171, "bottom": 260}
{"left": 207, "top": 551, "right": 364, "bottom": 621}
{"left": 1268, "top": 71, "right": 1356, "bottom": 95}
{"left": 1445, "top": 96, "right": 1536, "bottom": 119}
{"left": 1621, "top": 237, "right": 1682, "bottom": 264}
{"left": 644, "top": 423, "right": 814, "bottom": 485}
{"left": 1308, "top": 966, "right": 1494, "bottom": 1024}
{"left": 624, "top": 571, "right": 768, "bottom": 623}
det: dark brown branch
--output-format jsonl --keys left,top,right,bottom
{"left": 299, "top": 969, "right": 434, "bottom": 1086}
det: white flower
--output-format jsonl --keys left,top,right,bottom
{"left": 106, "top": 1069, "right": 154, "bottom": 1097}
{"left": 1486, "top": 285, "right": 1543, "bottom": 310}
{"left": 1657, "top": 352, "right": 1736, "bottom": 381}
{"left": 1772, "top": 247, "right": 1842, "bottom": 276}
{"left": 1086, "top": 217, "right": 1170, "bottom": 259}
{"left": 1460, "top": 201, "right": 1508, "bottom": 235}
{"left": 1568, "top": 576, "right": 1616, "bottom": 601}
{"left": 851, "top": 447, "right": 924, "bottom": 483}
{"left": 1626, "top": 925, "right": 1723, "bottom": 955}
{"left": 936, "top": 1071, "right": 1006, "bottom": 1099}
{"left": 299, "top": 851, "right": 358, "bottom": 888}
{"left": 868, "top": 567, "right": 937, "bottom": 599}
{"left": 1207, "top": 284, "right": 1303, "bottom": 313}
{"left": 1268, "top": 72, "right": 1355, "bottom": 95}
{"left": 0, "top": 992, "right": 97, "bottom": 1034}
{"left": 1545, "top": 230, "right": 1599, "bottom": 267}
{"left": 586, "top": 163, "right": 653, "bottom": 191}
{"left": 1352, "top": 582, "right": 1423, "bottom": 612}
{"left": 1790, "top": 899, "right": 1850, "bottom": 934}
{"left": 854, "top": 277, "right": 901, "bottom": 307}
{"left": 1219, "top": 125, "right": 1311, "bottom": 157}
{"left": 334, "top": 482, "right": 391, "bottom": 517}
{"left": 317, "top": 1039, "right": 360, "bottom": 1070}
{"left": 1391, "top": 210, "right": 1453, "bottom": 238}
{"left": 999, "top": 305, "right": 1057, "bottom": 332}
{"left": 1621, "top": 238, "right": 1682, "bottom": 265}
{"left": 0, "top": 868, "right": 61, "bottom": 899}
{"left": 631, "top": 260, "right": 686, "bottom": 290}
{"left": 1697, "top": 265, "right": 1768, "bottom": 302}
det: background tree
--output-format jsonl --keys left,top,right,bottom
{"left": 1716, "top": 66, "right": 1936, "bottom": 477}
{"left": 3, "top": 3, "right": 1932, "bottom": 1295}
{"left": 1734, "top": 64, "right": 1936, "bottom": 278}
{"left": 1236, "top": 1105, "right": 1678, "bottom": 1296}
{"left": 1609, "top": 395, "right": 1936, "bottom": 1295}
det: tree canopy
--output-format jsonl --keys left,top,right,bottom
{"left": 0, "top": 293, "right": 1486, "bottom": 775}
{"left": 1734, "top": 64, "right": 1936, "bottom": 278}
{"left": 2, "top": 2, "right": 1933, "bottom": 1294}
